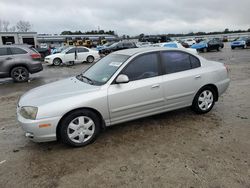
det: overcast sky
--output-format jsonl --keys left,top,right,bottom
{"left": 0, "top": 0, "right": 249, "bottom": 35}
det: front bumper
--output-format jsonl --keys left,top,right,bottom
{"left": 17, "top": 113, "right": 61, "bottom": 142}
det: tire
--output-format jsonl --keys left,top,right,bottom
{"left": 59, "top": 109, "right": 101, "bottom": 147}
{"left": 231, "top": 47, "right": 235, "bottom": 50}
{"left": 192, "top": 86, "right": 216, "bottom": 114}
{"left": 10, "top": 66, "right": 29, "bottom": 82}
{"left": 217, "top": 46, "right": 222, "bottom": 51}
{"left": 86, "top": 56, "right": 94, "bottom": 63}
{"left": 203, "top": 48, "right": 208, "bottom": 53}
{"left": 53, "top": 58, "right": 62, "bottom": 66}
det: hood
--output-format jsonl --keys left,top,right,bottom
{"left": 19, "top": 77, "right": 101, "bottom": 107}
{"left": 191, "top": 42, "right": 207, "bottom": 49}
{"left": 45, "top": 53, "right": 64, "bottom": 59}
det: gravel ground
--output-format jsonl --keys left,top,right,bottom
{"left": 0, "top": 44, "right": 249, "bottom": 188}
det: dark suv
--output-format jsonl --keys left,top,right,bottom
{"left": 99, "top": 41, "right": 137, "bottom": 55}
{"left": 0, "top": 45, "right": 43, "bottom": 82}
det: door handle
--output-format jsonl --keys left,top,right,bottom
{"left": 151, "top": 84, "right": 160, "bottom": 88}
{"left": 195, "top": 75, "right": 201, "bottom": 79}
{"left": 5, "top": 57, "right": 13, "bottom": 60}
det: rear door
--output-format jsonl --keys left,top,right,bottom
{"left": 77, "top": 47, "right": 89, "bottom": 62}
{"left": 108, "top": 52, "right": 165, "bottom": 124}
{"left": 160, "top": 51, "right": 203, "bottom": 108}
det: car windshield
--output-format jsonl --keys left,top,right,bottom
{"left": 236, "top": 37, "right": 246, "bottom": 41}
{"left": 76, "top": 54, "right": 130, "bottom": 85}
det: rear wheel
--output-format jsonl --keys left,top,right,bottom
{"left": 217, "top": 46, "right": 222, "bottom": 51}
{"left": 192, "top": 86, "right": 215, "bottom": 114}
{"left": 203, "top": 48, "right": 208, "bottom": 53}
{"left": 86, "top": 56, "right": 94, "bottom": 63}
{"left": 59, "top": 110, "right": 101, "bottom": 147}
{"left": 53, "top": 58, "right": 62, "bottom": 66}
{"left": 10, "top": 66, "right": 29, "bottom": 82}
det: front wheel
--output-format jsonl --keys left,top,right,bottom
{"left": 10, "top": 66, "right": 29, "bottom": 82}
{"left": 203, "top": 48, "right": 208, "bottom": 53}
{"left": 53, "top": 58, "right": 62, "bottom": 66}
{"left": 192, "top": 87, "right": 215, "bottom": 114}
{"left": 59, "top": 110, "right": 101, "bottom": 147}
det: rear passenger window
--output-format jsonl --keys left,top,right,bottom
{"left": 122, "top": 53, "right": 159, "bottom": 81}
{"left": 10, "top": 47, "right": 27, "bottom": 55}
{"left": 0, "top": 48, "right": 9, "bottom": 56}
{"left": 190, "top": 55, "right": 200, "bottom": 68}
{"left": 78, "top": 48, "right": 89, "bottom": 53}
{"left": 161, "top": 51, "right": 191, "bottom": 73}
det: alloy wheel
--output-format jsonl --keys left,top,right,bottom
{"left": 13, "top": 68, "right": 28, "bottom": 81}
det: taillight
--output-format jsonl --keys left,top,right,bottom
{"left": 30, "top": 53, "right": 41, "bottom": 59}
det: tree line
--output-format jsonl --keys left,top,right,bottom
{"left": 0, "top": 20, "right": 32, "bottom": 32}
{"left": 61, "top": 30, "right": 116, "bottom": 35}
{"left": 137, "top": 28, "right": 250, "bottom": 39}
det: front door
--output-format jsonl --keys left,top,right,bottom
{"left": 108, "top": 52, "right": 165, "bottom": 124}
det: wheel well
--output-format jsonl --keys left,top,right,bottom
{"left": 9, "top": 65, "right": 29, "bottom": 76}
{"left": 199, "top": 84, "right": 219, "bottom": 101}
{"left": 53, "top": 58, "right": 62, "bottom": 62}
{"left": 56, "top": 107, "right": 105, "bottom": 141}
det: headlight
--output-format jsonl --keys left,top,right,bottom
{"left": 19, "top": 106, "right": 38, "bottom": 120}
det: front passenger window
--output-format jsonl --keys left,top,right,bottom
{"left": 122, "top": 53, "right": 159, "bottom": 81}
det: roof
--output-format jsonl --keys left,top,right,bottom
{"left": 113, "top": 47, "right": 187, "bottom": 56}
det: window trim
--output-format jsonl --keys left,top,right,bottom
{"left": 159, "top": 50, "right": 201, "bottom": 75}
{"left": 112, "top": 51, "right": 162, "bottom": 84}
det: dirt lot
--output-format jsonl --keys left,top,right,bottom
{"left": 0, "top": 44, "right": 249, "bottom": 188}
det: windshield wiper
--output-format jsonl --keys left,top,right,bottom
{"left": 76, "top": 74, "right": 94, "bottom": 85}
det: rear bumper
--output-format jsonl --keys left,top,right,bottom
{"left": 216, "top": 78, "right": 230, "bottom": 97}
{"left": 29, "top": 62, "right": 43, "bottom": 74}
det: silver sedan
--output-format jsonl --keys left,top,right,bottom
{"left": 17, "top": 47, "right": 230, "bottom": 147}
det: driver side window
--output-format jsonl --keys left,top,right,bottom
{"left": 66, "top": 48, "right": 76, "bottom": 54}
{"left": 122, "top": 53, "right": 159, "bottom": 81}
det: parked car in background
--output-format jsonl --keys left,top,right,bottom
{"left": 0, "top": 45, "right": 43, "bottom": 82}
{"left": 35, "top": 47, "right": 51, "bottom": 60}
{"left": 99, "top": 41, "right": 137, "bottom": 55}
{"left": 156, "top": 41, "right": 198, "bottom": 54}
{"left": 17, "top": 47, "right": 230, "bottom": 147}
{"left": 191, "top": 39, "right": 224, "bottom": 52}
{"left": 183, "top": 38, "right": 196, "bottom": 46}
{"left": 44, "top": 46, "right": 100, "bottom": 66}
{"left": 96, "top": 42, "right": 115, "bottom": 51}
{"left": 136, "top": 42, "right": 152, "bottom": 48}
{"left": 231, "top": 37, "right": 250, "bottom": 49}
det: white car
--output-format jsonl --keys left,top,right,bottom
{"left": 44, "top": 46, "right": 100, "bottom": 66}
{"left": 183, "top": 38, "right": 196, "bottom": 46}
{"left": 152, "top": 42, "right": 198, "bottom": 54}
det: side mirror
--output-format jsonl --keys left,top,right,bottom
{"left": 116, "top": 74, "right": 129, "bottom": 84}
